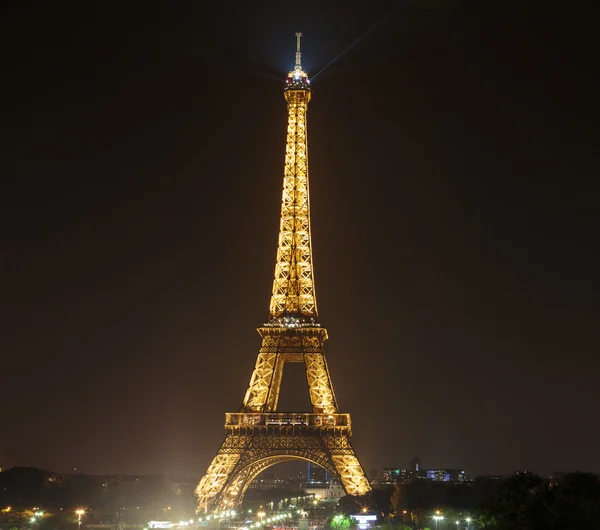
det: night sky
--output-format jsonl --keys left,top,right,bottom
{"left": 2, "top": 2, "right": 598, "bottom": 480}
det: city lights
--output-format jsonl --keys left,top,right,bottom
{"left": 75, "top": 508, "right": 85, "bottom": 530}
{"left": 433, "top": 515, "right": 444, "bottom": 529}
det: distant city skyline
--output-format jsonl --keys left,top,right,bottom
{"left": 0, "top": 459, "right": 585, "bottom": 483}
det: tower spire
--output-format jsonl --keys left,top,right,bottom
{"left": 295, "top": 32, "right": 303, "bottom": 71}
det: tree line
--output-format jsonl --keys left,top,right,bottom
{"left": 2, "top": 467, "right": 600, "bottom": 530}
{"left": 340, "top": 471, "right": 600, "bottom": 530}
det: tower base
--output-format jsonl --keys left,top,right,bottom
{"left": 195, "top": 415, "right": 370, "bottom": 513}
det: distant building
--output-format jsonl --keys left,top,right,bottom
{"left": 45, "top": 472, "right": 68, "bottom": 486}
{"left": 248, "top": 474, "right": 288, "bottom": 490}
{"left": 379, "top": 459, "right": 468, "bottom": 484}
{"left": 303, "top": 481, "right": 344, "bottom": 501}
{"left": 410, "top": 457, "right": 422, "bottom": 475}
{"left": 307, "top": 462, "right": 328, "bottom": 484}
{"left": 381, "top": 468, "right": 412, "bottom": 483}
{"left": 425, "top": 469, "right": 467, "bottom": 482}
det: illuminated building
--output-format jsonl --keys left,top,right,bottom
{"left": 425, "top": 469, "right": 467, "bottom": 482}
{"left": 381, "top": 462, "right": 467, "bottom": 483}
{"left": 194, "top": 34, "right": 371, "bottom": 514}
{"left": 350, "top": 514, "right": 377, "bottom": 530}
{"left": 304, "top": 480, "right": 345, "bottom": 501}
{"left": 381, "top": 468, "right": 413, "bottom": 483}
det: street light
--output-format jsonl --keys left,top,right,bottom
{"left": 257, "top": 512, "right": 265, "bottom": 524}
{"left": 465, "top": 517, "right": 472, "bottom": 530}
{"left": 32, "top": 511, "right": 44, "bottom": 527}
{"left": 433, "top": 515, "right": 444, "bottom": 529}
{"left": 76, "top": 509, "right": 85, "bottom": 530}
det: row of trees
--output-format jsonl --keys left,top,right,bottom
{"left": 339, "top": 471, "right": 600, "bottom": 530}
{"left": 2, "top": 467, "right": 600, "bottom": 529}
{"left": 475, "top": 471, "right": 600, "bottom": 529}
{"left": 0, "top": 467, "right": 195, "bottom": 525}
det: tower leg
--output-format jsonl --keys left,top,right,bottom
{"left": 305, "top": 353, "right": 338, "bottom": 414}
{"left": 195, "top": 447, "right": 243, "bottom": 514}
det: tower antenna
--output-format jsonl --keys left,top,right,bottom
{"left": 295, "top": 32, "right": 303, "bottom": 70}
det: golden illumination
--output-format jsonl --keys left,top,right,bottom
{"left": 269, "top": 84, "right": 315, "bottom": 320}
{"left": 194, "top": 35, "right": 370, "bottom": 514}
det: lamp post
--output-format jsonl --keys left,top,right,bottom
{"left": 465, "top": 517, "right": 472, "bottom": 530}
{"left": 76, "top": 509, "right": 85, "bottom": 530}
{"left": 312, "top": 497, "right": 319, "bottom": 520}
{"left": 433, "top": 515, "right": 444, "bottom": 529}
{"left": 32, "top": 510, "right": 44, "bottom": 528}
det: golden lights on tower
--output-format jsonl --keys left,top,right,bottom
{"left": 194, "top": 34, "right": 371, "bottom": 515}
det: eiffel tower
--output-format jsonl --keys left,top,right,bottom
{"left": 195, "top": 33, "right": 371, "bottom": 514}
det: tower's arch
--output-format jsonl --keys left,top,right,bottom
{"left": 195, "top": 426, "right": 370, "bottom": 514}
{"left": 218, "top": 453, "right": 338, "bottom": 511}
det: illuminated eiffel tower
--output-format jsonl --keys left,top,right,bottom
{"left": 195, "top": 34, "right": 371, "bottom": 514}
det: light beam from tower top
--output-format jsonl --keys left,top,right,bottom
{"left": 285, "top": 32, "right": 310, "bottom": 91}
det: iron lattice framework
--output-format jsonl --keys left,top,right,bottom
{"left": 195, "top": 34, "right": 371, "bottom": 514}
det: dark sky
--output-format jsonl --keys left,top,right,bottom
{"left": 2, "top": 1, "right": 598, "bottom": 481}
